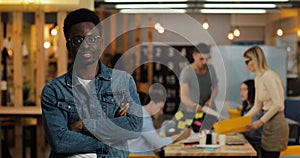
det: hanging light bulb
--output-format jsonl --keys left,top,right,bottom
{"left": 276, "top": 27, "right": 284, "bottom": 36}
{"left": 44, "top": 41, "right": 51, "bottom": 49}
{"left": 227, "top": 32, "right": 234, "bottom": 40}
{"left": 202, "top": 20, "right": 209, "bottom": 30}
{"left": 154, "top": 22, "right": 162, "bottom": 30}
{"left": 154, "top": 21, "right": 165, "bottom": 34}
{"left": 50, "top": 28, "right": 58, "bottom": 36}
{"left": 157, "top": 26, "right": 165, "bottom": 34}
{"left": 233, "top": 27, "right": 240, "bottom": 37}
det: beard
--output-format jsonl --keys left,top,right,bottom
{"left": 74, "top": 48, "right": 101, "bottom": 66}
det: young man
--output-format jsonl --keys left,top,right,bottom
{"left": 179, "top": 43, "right": 218, "bottom": 131}
{"left": 41, "top": 8, "right": 143, "bottom": 158}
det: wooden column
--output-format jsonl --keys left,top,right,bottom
{"left": 97, "top": 9, "right": 105, "bottom": 21}
{"left": 123, "top": 14, "right": 128, "bottom": 53}
{"left": 0, "top": 12, "right": 2, "bottom": 106}
{"left": 12, "top": 12, "right": 23, "bottom": 107}
{"left": 135, "top": 14, "right": 141, "bottom": 84}
{"left": 35, "top": 11, "right": 45, "bottom": 107}
{"left": 148, "top": 14, "right": 153, "bottom": 85}
{"left": 57, "top": 11, "right": 67, "bottom": 76}
{"left": 12, "top": 12, "right": 23, "bottom": 158}
{"left": 97, "top": 9, "right": 105, "bottom": 42}
{"left": 110, "top": 11, "right": 117, "bottom": 56}
{"left": 35, "top": 11, "right": 46, "bottom": 158}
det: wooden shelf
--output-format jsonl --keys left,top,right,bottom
{"left": 0, "top": 106, "right": 42, "bottom": 117}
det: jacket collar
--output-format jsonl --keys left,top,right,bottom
{"left": 65, "top": 60, "right": 112, "bottom": 87}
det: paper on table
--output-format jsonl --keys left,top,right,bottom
{"left": 213, "top": 116, "right": 252, "bottom": 134}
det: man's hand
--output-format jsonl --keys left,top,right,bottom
{"left": 196, "top": 104, "right": 203, "bottom": 113}
{"left": 68, "top": 120, "right": 83, "bottom": 132}
{"left": 172, "top": 128, "right": 191, "bottom": 143}
{"left": 115, "top": 103, "right": 129, "bottom": 117}
{"left": 204, "top": 100, "right": 211, "bottom": 107}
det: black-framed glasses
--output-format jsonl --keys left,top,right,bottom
{"left": 68, "top": 34, "right": 101, "bottom": 47}
{"left": 245, "top": 59, "right": 252, "bottom": 65}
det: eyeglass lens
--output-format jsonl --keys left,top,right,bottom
{"left": 245, "top": 59, "right": 251, "bottom": 65}
{"left": 70, "top": 35, "right": 101, "bottom": 46}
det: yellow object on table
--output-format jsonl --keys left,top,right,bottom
{"left": 213, "top": 116, "right": 252, "bottom": 134}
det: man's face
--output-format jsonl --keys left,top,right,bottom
{"left": 67, "top": 22, "right": 102, "bottom": 66}
{"left": 193, "top": 52, "right": 208, "bottom": 69}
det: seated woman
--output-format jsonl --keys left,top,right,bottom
{"left": 128, "top": 84, "right": 191, "bottom": 156}
{"left": 240, "top": 79, "right": 263, "bottom": 158}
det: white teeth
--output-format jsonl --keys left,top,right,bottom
{"left": 82, "top": 52, "right": 92, "bottom": 58}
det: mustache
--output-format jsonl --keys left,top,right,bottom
{"left": 77, "top": 48, "right": 95, "bottom": 54}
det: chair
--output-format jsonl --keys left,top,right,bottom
{"left": 224, "top": 102, "right": 242, "bottom": 119}
{"left": 129, "top": 154, "right": 159, "bottom": 158}
{"left": 280, "top": 145, "right": 300, "bottom": 156}
{"left": 227, "top": 109, "right": 242, "bottom": 119}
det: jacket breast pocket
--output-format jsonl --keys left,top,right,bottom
{"left": 57, "top": 100, "right": 80, "bottom": 124}
{"left": 100, "top": 91, "right": 127, "bottom": 118}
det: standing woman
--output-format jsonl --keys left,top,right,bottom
{"left": 243, "top": 46, "right": 289, "bottom": 158}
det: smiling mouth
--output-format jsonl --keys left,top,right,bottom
{"left": 78, "top": 50, "right": 94, "bottom": 58}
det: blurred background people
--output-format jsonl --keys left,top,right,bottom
{"left": 240, "top": 79, "right": 262, "bottom": 158}
{"left": 179, "top": 43, "right": 218, "bottom": 132}
{"left": 129, "top": 84, "right": 191, "bottom": 156}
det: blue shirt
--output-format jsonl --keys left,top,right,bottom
{"left": 128, "top": 108, "right": 172, "bottom": 155}
{"left": 41, "top": 61, "right": 143, "bottom": 158}
{"left": 242, "top": 104, "right": 263, "bottom": 145}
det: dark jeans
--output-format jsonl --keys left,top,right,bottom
{"left": 252, "top": 144, "right": 262, "bottom": 158}
{"left": 261, "top": 148, "right": 280, "bottom": 158}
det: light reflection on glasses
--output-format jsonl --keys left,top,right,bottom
{"left": 68, "top": 34, "right": 101, "bottom": 47}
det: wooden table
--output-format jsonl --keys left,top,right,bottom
{"left": 164, "top": 133, "right": 257, "bottom": 157}
{"left": 0, "top": 106, "right": 47, "bottom": 158}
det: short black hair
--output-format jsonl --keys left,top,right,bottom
{"left": 63, "top": 8, "right": 101, "bottom": 40}
{"left": 194, "top": 43, "right": 210, "bottom": 54}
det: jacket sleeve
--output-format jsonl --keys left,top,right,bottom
{"left": 41, "top": 83, "right": 105, "bottom": 154}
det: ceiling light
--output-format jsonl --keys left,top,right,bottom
{"left": 233, "top": 27, "right": 240, "bottom": 37}
{"left": 44, "top": 41, "right": 51, "bottom": 49}
{"left": 200, "top": 9, "right": 266, "bottom": 14}
{"left": 154, "top": 22, "right": 162, "bottom": 30}
{"left": 276, "top": 27, "right": 284, "bottom": 36}
{"left": 206, "top": 0, "right": 288, "bottom": 2}
{"left": 202, "top": 20, "right": 209, "bottom": 30}
{"left": 157, "top": 27, "right": 165, "bottom": 34}
{"left": 106, "top": 0, "right": 188, "bottom": 2}
{"left": 116, "top": 4, "right": 188, "bottom": 9}
{"left": 227, "top": 32, "right": 234, "bottom": 40}
{"left": 204, "top": 4, "right": 276, "bottom": 8}
{"left": 120, "top": 9, "right": 186, "bottom": 14}
{"left": 50, "top": 28, "right": 58, "bottom": 36}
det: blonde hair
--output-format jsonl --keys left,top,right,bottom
{"left": 243, "top": 46, "right": 269, "bottom": 73}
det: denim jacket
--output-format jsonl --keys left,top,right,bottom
{"left": 41, "top": 61, "right": 143, "bottom": 158}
